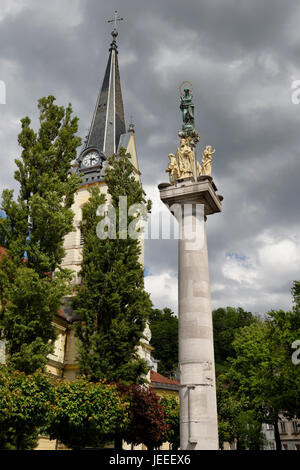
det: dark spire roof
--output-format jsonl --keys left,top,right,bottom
{"left": 84, "top": 30, "right": 126, "bottom": 159}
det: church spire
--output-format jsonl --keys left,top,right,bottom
{"left": 83, "top": 12, "right": 126, "bottom": 160}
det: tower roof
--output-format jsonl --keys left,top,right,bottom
{"left": 84, "top": 29, "right": 126, "bottom": 159}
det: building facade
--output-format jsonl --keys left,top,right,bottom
{"left": 262, "top": 417, "right": 300, "bottom": 451}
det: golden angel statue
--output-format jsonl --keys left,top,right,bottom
{"left": 166, "top": 153, "right": 180, "bottom": 185}
{"left": 166, "top": 138, "right": 204, "bottom": 184}
{"left": 202, "top": 145, "right": 216, "bottom": 176}
{"left": 176, "top": 138, "right": 195, "bottom": 179}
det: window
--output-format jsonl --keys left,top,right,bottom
{"left": 280, "top": 421, "right": 287, "bottom": 433}
{"left": 282, "top": 444, "right": 288, "bottom": 450}
{"left": 266, "top": 424, "right": 274, "bottom": 431}
{"left": 292, "top": 421, "right": 299, "bottom": 434}
{"left": 295, "top": 444, "right": 300, "bottom": 450}
{"left": 269, "top": 442, "right": 275, "bottom": 450}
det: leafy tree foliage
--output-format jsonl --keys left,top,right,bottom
{"left": 224, "top": 289, "right": 300, "bottom": 450}
{"left": 47, "top": 379, "right": 130, "bottom": 450}
{"left": 217, "top": 377, "right": 241, "bottom": 448}
{"left": 120, "top": 384, "right": 170, "bottom": 450}
{"left": 73, "top": 149, "right": 152, "bottom": 384}
{"left": 212, "top": 306, "right": 256, "bottom": 375}
{"left": 212, "top": 307, "right": 264, "bottom": 449}
{"left": 160, "top": 395, "right": 180, "bottom": 449}
{"left": 0, "top": 255, "right": 70, "bottom": 373}
{"left": 0, "top": 365, "right": 55, "bottom": 450}
{"left": 217, "top": 376, "right": 265, "bottom": 450}
{"left": 0, "top": 95, "right": 81, "bottom": 272}
{"left": 149, "top": 308, "right": 178, "bottom": 377}
{"left": 0, "top": 96, "right": 81, "bottom": 373}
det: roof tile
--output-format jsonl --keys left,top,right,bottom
{"left": 150, "top": 370, "right": 179, "bottom": 385}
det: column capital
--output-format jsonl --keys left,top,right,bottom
{"left": 158, "top": 176, "right": 223, "bottom": 216}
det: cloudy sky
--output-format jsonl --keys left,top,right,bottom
{"left": 1, "top": 0, "right": 300, "bottom": 316}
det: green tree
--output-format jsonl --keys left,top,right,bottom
{"left": 0, "top": 365, "right": 55, "bottom": 450}
{"left": 73, "top": 149, "right": 152, "bottom": 384}
{"left": 149, "top": 308, "right": 178, "bottom": 377}
{"left": 217, "top": 376, "right": 265, "bottom": 450}
{"left": 234, "top": 410, "right": 266, "bottom": 450}
{"left": 212, "top": 306, "right": 256, "bottom": 375}
{"left": 216, "top": 378, "right": 240, "bottom": 449}
{"left": 0, "top": 255, "right": 71, "bottom": 373}
{"left": 212, "top": 306, "right": 263, "bottom": 449}
{"left": 224, "top": 295, "right": 300, "bottom": 451}
{"left": 0, "top": 95, "right": 81, "bottom": 273}
{"left": 0, "top": 96, "right": 81, "bottom": 373}
{"left": 47, "top": 379, "right": 130, "bottom": 450}
{"left": 160, "top": 395, "right": 180, "bottom": 449}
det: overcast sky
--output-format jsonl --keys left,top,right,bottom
{"left": 1, "top": 0, "right": 300, "bottom": 316}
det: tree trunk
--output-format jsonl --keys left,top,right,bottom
{"left": 16, "top": 435, "right": 23, "bottom": 451}
{"left": 274, "top": 418, "right": 282, "bottom": 451}
{"left": 114, "top": 435, "right": 123, "bottom": 450}
{"left": 236, "top": 437, "right": 244, "bottom": 450}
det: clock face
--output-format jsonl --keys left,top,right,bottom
{"left": 82, "top": 151, "right": 100, "bottom": 167}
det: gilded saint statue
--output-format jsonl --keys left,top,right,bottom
{"left": 201, "top": 145, "right": 216, "bottom": 176}
{"left": 166, "top": 153, "right": 180, "bottom": 185}
{"left": 166, "top": 138, "right": 203, "bottom": 184}
{"left": 176, "top": 137, "right": 194, "bottom": 179}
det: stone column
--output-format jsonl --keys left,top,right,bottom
{"left": 159, "top": 176, "right": 222, "bottom": 450}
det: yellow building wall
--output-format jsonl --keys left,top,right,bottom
{"left": 36, "top": 437, "right": 57, "bottom": 451}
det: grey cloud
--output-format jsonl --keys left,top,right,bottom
{"left": 1, "top": 0, "right": 300, "bottom": 314}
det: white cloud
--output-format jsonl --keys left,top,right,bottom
{"left": 145, "top": 271, "right": 178, "bottom": 315}
{"left": 258, "top": 233, "right": 300, "bottom": 284}
{"left": 0, "top": 0, "right": 25, "bottom": 22}
{"left": 213, "top": 230, "right": 300, "bottom": 314}
{"left": 222, "top": 253, "right": 260, "bottom": 286}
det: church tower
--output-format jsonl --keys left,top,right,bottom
{"left": 77, "top": 27, "right": 126, "bottom": 185}
{"left": 59, "top": 19, "right": 151, "bottom": 382}
{"left": 61, "top": 22, "right": 142, "bottom": 282}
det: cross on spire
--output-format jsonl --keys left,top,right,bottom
{"left": 107, "top": 10, "right": 124, "bottom": 34}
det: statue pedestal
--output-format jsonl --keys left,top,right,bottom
{"left": 158, "top": 177, "right": 222, "bottom": 450}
